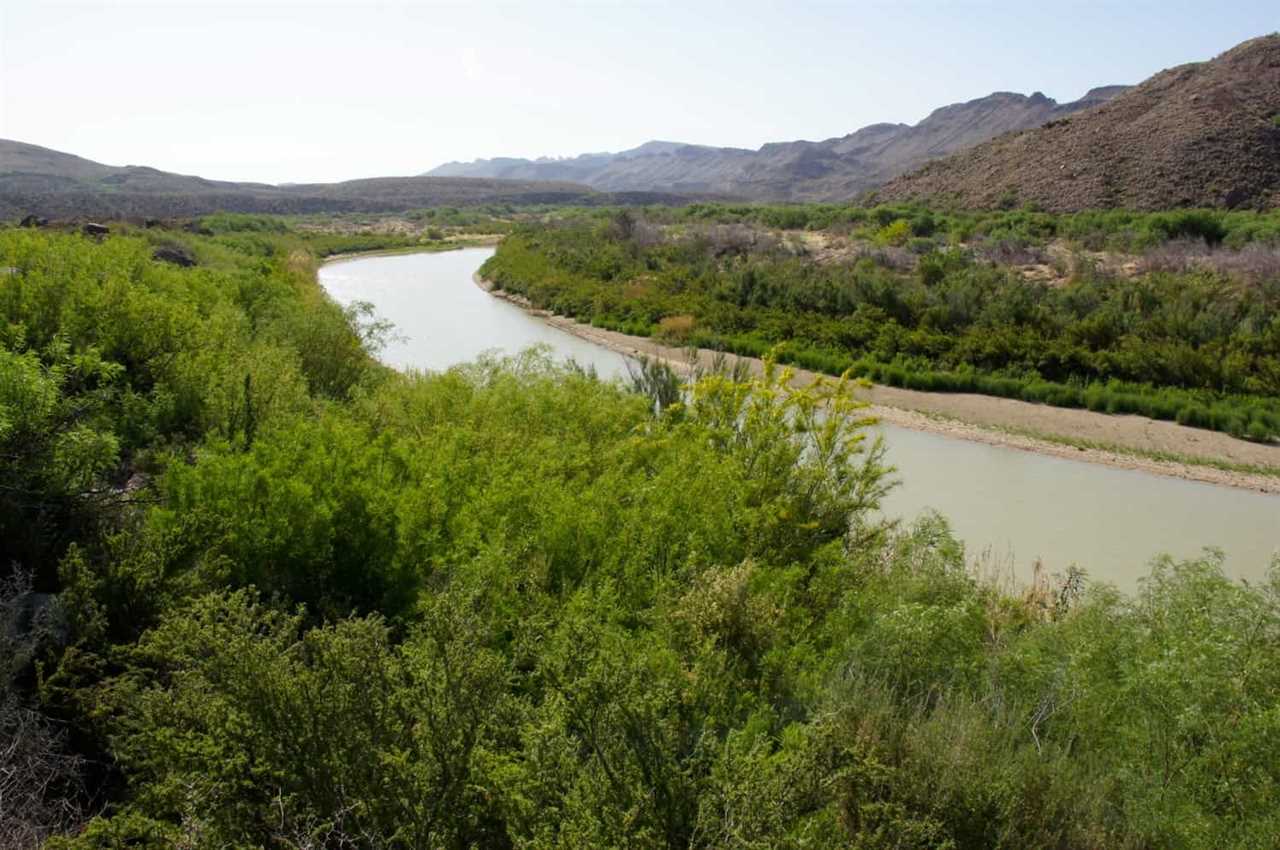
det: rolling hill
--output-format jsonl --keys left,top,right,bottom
{"left": 877, "top": 35, "right": 1280, "bottom": 211}
{"left": 0, "top": 140, "right": 680, "bottom": 220}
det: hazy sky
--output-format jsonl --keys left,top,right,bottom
{"left": 2, "top": 1, "right": 1276, "bottom": 184}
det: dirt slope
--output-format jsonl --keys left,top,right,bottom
{"left": 878, "top": 35, "right": 1280, "bottom": 211}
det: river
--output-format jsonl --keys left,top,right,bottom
{"left": 320, "top": 246, "right": 1280, "bottom": 590}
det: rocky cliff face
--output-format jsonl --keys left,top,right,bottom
{"left": 878, "top": 35, "right": 1280, "bottom": 211}
{"left": 427, "top": 87, "right": 1128, "bottom": 201}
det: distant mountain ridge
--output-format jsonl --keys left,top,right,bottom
{"left": 0, "top": 140, "right": 697, "bottom": 220}
{"left": 428, "top": 140, "right": 726, "bottom": 180}
{"left": 17, "top": 29, "right": 1278, "bottom": 219}
{"left": 426, "top": 86, "right": 1130, "bottom": 201}
{"left": 878, "top": 35, "right": 1280, "bottom": 211}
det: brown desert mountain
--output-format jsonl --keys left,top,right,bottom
{"left": 427, "top": 87, "right": 1128, "bottom": 201}
{"left": 878, "top": 35, "right": 1280, "bottom": 211}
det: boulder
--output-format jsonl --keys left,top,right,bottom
{"left": 153, "top": 245, "right": 197, "bottom": 267}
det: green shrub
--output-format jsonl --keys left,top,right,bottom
{"left": 877, "top": 219, "right": 913, "bottom": 247}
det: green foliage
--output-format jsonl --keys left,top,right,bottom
{"left": 88, "top": 589, "right": 513, "bottom": 848}
{"left": 199, "top": 212, "right": 289, "bottom": 235}
{"left": 0, "top": 228, "right": 364, "bottom": 584}
{"left": 875, "top": 218, "right": 913, "bottom": 246}
{"left": 5, "top": 215, "right": 1279, "bottom": 849}
{"left": 481, "top": 215, "right": 1280, "bottom": 440}
{"left": 615, "top": 201, "right": 1280, "bottom": 254}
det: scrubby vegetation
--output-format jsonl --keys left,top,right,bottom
{"left": 625, "top": 202, "right": 1280, "bottom": 250}
{"left": 2, "top": 217, "right": 1278, "bottom": 849}
{"left": 481, "top": 205, "right": 1280, "bottom": 440}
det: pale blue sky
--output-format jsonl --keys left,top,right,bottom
{"left": 1, "top": 1, "right": 1276, "bottom": 183}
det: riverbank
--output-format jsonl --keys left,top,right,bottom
{"left": 320, "top": 236, "right": 500, "bottom": 265}
{"left": 475, "top": 273, "right": 1280, "bottom": 494}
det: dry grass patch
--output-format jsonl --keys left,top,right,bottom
{"left": 657, "top": 314, "right": 696, "bottom": 343}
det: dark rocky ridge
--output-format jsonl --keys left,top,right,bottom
{"left": 427, "top": 87, "right": 1129, "bottom": 201}
{"left": 878, "top": 35, "right": 1280, "bottom": 211}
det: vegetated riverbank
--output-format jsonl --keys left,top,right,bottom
{"left": 322, "top": 247, "right": 1280, "bottom": 592}
{"left": 9, "top": 219, "right": 1280, "bottom": 848}
{"left": 483, "top": 208, "right": 1280, "bottom": 445}
{"left": 476, "top": 272, "right": 1280, "bottom": 493}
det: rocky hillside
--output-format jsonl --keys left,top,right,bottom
{"left": 427, "top": 88, "right": 1128, "bottom": 201}
{"left": 878, "top": 35, "right": 1280, "bottom": 211}
{"left": 0, "top": 140, "right": 671, "bottom": 220}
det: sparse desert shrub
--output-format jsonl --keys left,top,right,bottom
{"left": 0, "top": 696, "right": 88, "bottom": 850}
{"left": 977, "top": 237, "right": 1047, "bottom": 266}
{"left": 657, "top": 313, "right": 696, "bottom": 343}
{"left": 608, "top": 210, "right": 665, "bottom": 248}
{"left": 1205, "top": 242, "right": 1280, "bottom": 283}
{"left": 1, "top": 573, "right": 86, "bottom": 850}
{"left": 853, "top": 243, "right": 916, "bottom": 271}
{"left": 1141, "top": 239, "right": 1280, "bottom": 283}
{"left": 696, "top": 222, "right": 778, "bottom": 257}
{"left": 629, "top": 218, "right": 665, "bottom": 248}
{"left": 1139, "top": 236, "right": 1209, "bottom": 274}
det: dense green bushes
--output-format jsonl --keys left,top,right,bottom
{"left": 3, "top": 220, "right": 1279, "bottom": 848}
{"left": 635, "top": 201, "right": 1280, "bottom": 251}
{"left": 482, "top": 215, "right": 1280, "bottom": 440}
{"left": 0, "top": 228, "right": 391, "bottom": 584}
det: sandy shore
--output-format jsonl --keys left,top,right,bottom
{"left": 475, "top": 273, "right": 1280, "bottom": 494}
